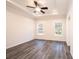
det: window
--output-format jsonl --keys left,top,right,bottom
{"left": 36, "top": 24, "right": 44, "bottom": 35}
{"left": 54, "top": 22, "right": 63, "bottom": 36}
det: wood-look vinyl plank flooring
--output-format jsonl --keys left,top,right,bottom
{"left": 6, "top": 39, "right": 72, "bottom": 59}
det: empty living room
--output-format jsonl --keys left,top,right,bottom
{"left": 6, "top": 0, "right": 73, "bottom": 59}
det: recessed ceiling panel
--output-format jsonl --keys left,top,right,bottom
{"left": 9, "top": 0, "right": 72, "bottom": 16}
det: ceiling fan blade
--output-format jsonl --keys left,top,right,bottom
{"left": 26, "top": 6, "right": 35, "bottom": 8}
{"left": 41, "top": 7, "right": 48, "bottom": 9}
{"left": 40, "top": 10, "right": 45, "bottom": 14}
{"left": 34, "top": 1, "right": 38, "bottom": 6}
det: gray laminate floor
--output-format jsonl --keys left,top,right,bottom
{"left": 6, "top": 39, "right": 72, "bottom": 59}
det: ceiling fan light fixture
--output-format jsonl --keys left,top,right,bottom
{"left": 35, "top": 7, "right": 40, "bottom": 12}
{"left": 33, "top": 11, "right": 41, "bottom": 16}
{"left": 26, "top": 0, "right": 48, "bottom": 14}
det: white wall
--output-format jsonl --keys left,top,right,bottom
{"left": 35, "top": 16, "right": 66, "bottom": 41}
{"left": 6, "top": 8, "right": 35, "bottom": 49}
{"left": 66, "top": 5, "right": 73, "bottom": 55}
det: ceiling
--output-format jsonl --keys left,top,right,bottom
{"left": 7, "top": 0, "right": 72, "bottom": 17}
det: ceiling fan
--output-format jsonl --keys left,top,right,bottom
{"left": 26, "top": 1, "right": 48, "bottom": 14}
